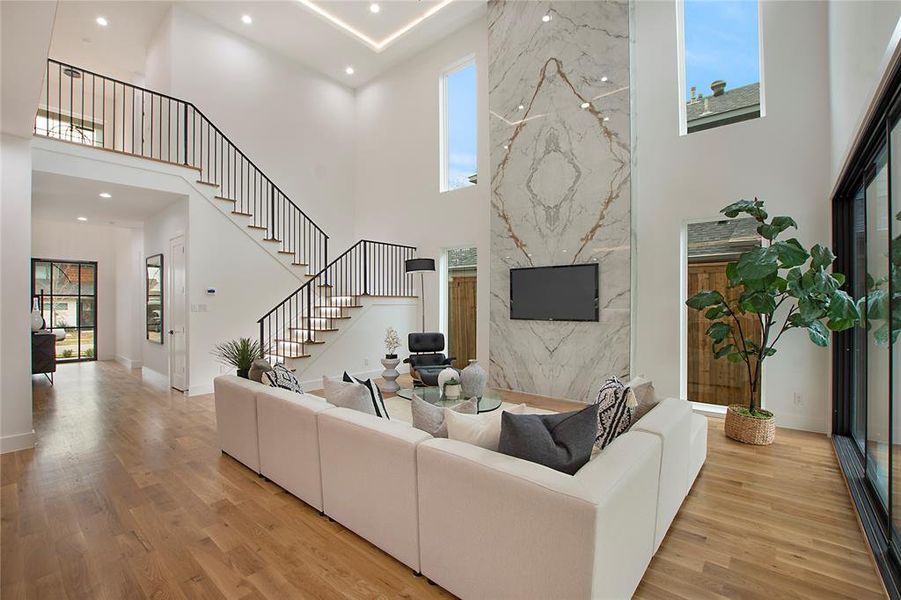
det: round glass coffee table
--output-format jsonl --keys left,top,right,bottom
{"left": 396, "top": 386, "right": 502, "bottom": 413}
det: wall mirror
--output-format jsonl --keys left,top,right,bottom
{"left": 146, "top": 254, "right": 163, "bottom": 344}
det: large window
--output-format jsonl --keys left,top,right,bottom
{"left": 32, "top": 259, "right": 98, "bottom": 362}
{"left": 679, "top": 0, "right": 763, "bottom": 134}
{"left": 440, "top": 58, "right": 477, "bottom": 192}
{"left": 832, "top": 62, "right": 901, "bottom": 594}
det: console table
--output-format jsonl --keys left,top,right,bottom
{"left": 32, "top": 331, "right": 56, "bottom": 384}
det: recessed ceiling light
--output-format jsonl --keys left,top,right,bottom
{"left": 601, "top": 76, "right": 608, "bottom": 82}
{"left": 603, "top": 116, "right": 610, "bottom": 122}
{"left": 580, "top": 102, "right": 590, "bottom": 109}
{"left": 77, "top": 217, "right": 88, "bottom": 222}
{"left": 517, "top": 104, "right": 524, "bottom": 111}
{"left": 241, "top": 14, "right": 252, "bottom": 25}
{"left": 99, "top": 192, "right": 111, "bottom": 199}
{"left": 345, "top": 66, "right": 355, "bottom": 75}
{"left": 542, "top": 14, "right": 551, "bottom": 23}
{"left": 95, "top": 16, "right": 108, "bottom": 27}
{"left": 503, "top": 145, "right": 509, "bottom": 150}
{"left": 370, "top": 3, "right": 380, "bottom": 13}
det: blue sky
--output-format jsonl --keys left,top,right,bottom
{"left": 446, "top": 63, "right": 477, "bottom": 189}
{"left": 684, "top": 0, "right": 759, "bottom": 100}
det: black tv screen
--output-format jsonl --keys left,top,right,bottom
{"left": 510, "top": 264, "right": 598, "bottom": 321}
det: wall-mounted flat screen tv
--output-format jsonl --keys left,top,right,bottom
{"left": 510, "top": 263, "right": 599, "bottom": 321}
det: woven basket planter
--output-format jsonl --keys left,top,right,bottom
{"left": 724, "top": 404, "right": 775, "bottom": 446}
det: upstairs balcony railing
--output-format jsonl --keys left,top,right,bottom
{"left": 35, "top": 59, "right": 328, "bottom": 273}
{"left": 259, "top": 240, "right": 416, "bottom": 362}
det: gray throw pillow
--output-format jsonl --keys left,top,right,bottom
{"left": 322, "top": 376, "right": 375, "bottom": 416}
{"left": 411, "top": 395, "right": 476, "bottom": 437}
{"left": 626, "top": 376, "right": 658, "bottom": 422}
{"left": 498, "top": 404, "right": 600, "bottom": 475}
{"left": 249, "top": 358, "right": 273, "bottom": 384}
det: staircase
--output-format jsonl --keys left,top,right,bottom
{"left": 35, "top": 59, "right": 417, "bottom": 371}
{"left": 259, "top": 240, "right": 416, "bottom": 367}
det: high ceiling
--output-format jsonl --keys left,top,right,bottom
{"left": 49, "top": 1, "right": 486, "bottom": 88}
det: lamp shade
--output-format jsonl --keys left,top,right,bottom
{"left": 405, "top": 258, "right": 436, "bottom": 273}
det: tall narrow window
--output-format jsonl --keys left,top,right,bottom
{"left": 679, "top": 0, "right": 762, "bottom": 134}
{"left": 440, "top": 58, "right": 477, "bottom": 192}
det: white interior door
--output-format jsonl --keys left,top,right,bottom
{"left": 168, "top": 234, "right": 187, "bottom": 391}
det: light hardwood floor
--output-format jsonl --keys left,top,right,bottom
{"left": 0, "top": 362, "right": 886, "bottom": 599}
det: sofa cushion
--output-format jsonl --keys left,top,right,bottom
{"left": 322, "top": 376, "right": 376, "bottom": 416}
{"left": 444, "top": 404, "right": 526, "bottom": 451}
{"left": 592, "top": 377, "right": 633, "bottom": 449}
{"left": 498, "top": 404, "right": 599, "bottom": 475}
{"left": 626, "top": 375, "right": 658, "bottom": 423}
{"left": 343, "top": 372, "right": 389, "bottom": 419}
{"left": 266, "top": 363, "right": 303, "bottom": 393}
{"left": 412, "top": 395, "right": 476, "bottom": 437}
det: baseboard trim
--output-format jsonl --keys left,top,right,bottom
{"left": 1, "top": 430, "right": 35, "bottom": 454}
{"left": 188, "top": 383, "right": 213, "bottom": 397}
{"left": 300, "top": 365, "right": 410, "bottom": 392}
{"left": 115, "top": 355, "right": 143, "bottom": 370}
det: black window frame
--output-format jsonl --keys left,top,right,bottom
{"left": 31, "top": 258, "right": 99, "bottom": 363}
{"left": 832, "top": 56, "right": 901, "bottom": 599}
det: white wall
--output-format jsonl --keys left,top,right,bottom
{"left": 31, "top": 219, "right": 129, "bottom": 362}
{"left": 142, "top": 199, "right": 187, "bottom": 378}
{"left": 353, "top": 18, "right": 490, "bottom": 365}
{"left": 828, "top": 1, "right": 901, "bottom": 185}
{"left": 632, "top": 1, "right": 833, "bottom": 432}
{"left": 0, "top": 134, "right": 35, "bottom": 452}
{"left": 145, "top": 6, "right": 357, "bottom": 255}
{"left": 115, "top": 227, "right": 145, "bottom": 369}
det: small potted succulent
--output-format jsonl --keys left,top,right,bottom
{"left": 685, "top": 199, "right": 859, "bottom": 445}
{"left": 384, "top": 326, "right": 401, "bottom": 359}
{"left": 444, "top": 377, "right": 462, "bottom": 401}
{"left": 213, "top": 337, "right": 263, "bottom": 379}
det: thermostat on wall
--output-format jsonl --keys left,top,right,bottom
{"left": 206, "top": 288, "right": 216, "bottom": 296}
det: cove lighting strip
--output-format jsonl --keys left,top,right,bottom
{"left": 295, "top": 0, "right": 456, "bottom": 52}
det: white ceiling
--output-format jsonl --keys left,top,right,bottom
{"left": 32, "top": 172, "right": 183, "bottom": 228}
{"left": 48, "top": 0, "right": 486, "bottom": 88}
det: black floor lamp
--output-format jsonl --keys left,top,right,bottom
{"left": 405, "top": 258, "right": 436, "bottom": 332}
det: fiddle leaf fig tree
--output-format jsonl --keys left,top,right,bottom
{"left": 685, "top": 198, "right": 860, "bottom": 416}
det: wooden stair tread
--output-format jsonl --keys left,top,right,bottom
{"left": 288, "top": 327, "right": 339, "bottom": 332}
{"left": 291, "top": 262, "right": 309, "bottom": 267}
{"left": 274, "top": 338, "right": 325, "bottom": 345}
{"left": 262, "top": 238, "right": 282, "bottom": 243}
{"left": 231, "top": 211, "right": 252, "bottom": 216}
{"left": 214, "top": 196, "right": 235, "bottom": 202}
{"left": 277, "top": 251, "right": 294, "bottom": 255}
{"left": 247, "top": 225, "right": 267, "bottom": 230}
{"left": 269, "top": 352, "right": 311, "bottom": 359}
{"left": 197, "top": 180, "right": 219, "bottom": 187}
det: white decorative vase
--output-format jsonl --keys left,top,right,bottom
{"left": 461, "top": 359, "right": 487, "bottom": 398}
{"left": 30, "top": 299, "right": 44, "bottom": 332}
{"left": 445, "top": 383, "right": 462, "bottom": 401}
{"left": 437, "top": 367, "right": 458, "bottom": 391}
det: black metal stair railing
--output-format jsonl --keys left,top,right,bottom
{"left": 259, "top": 240, "right": 416, "bottom": 362}
{"left": 35, "top": 58, "right": 328, "bottom": 273}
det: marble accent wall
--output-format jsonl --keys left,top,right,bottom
{"left": 488, "top": 0, "right": 631, "bottom": 401}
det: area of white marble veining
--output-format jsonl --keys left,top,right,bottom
{"left": 488, "top": 0, "right": 631, "bottom": 401}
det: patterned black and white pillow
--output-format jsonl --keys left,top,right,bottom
{"left": 592, "top": 377, "right": 634, "bottom": 449}
{"left": 343, "top": 372, "right": 390, "bottom": 420}
{"left": 266, "top": 363, "right": 304, "bottom": 394}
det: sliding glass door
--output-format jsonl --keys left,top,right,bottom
{"left": 32, "top": 259, "right": 98, "bottom": 362}
{"left": 833, "top": 64, "right": 901, "bottom": 595}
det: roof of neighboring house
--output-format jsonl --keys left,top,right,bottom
{"left": 448, "top": 247, "right": 477, "bottom": 269}
{"left": 688, "top": 218, "right": 761, "bottom": 260}
{"left": 687, "top": 83, "right": 760, "bottom": 122}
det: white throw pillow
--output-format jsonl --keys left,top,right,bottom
{"left": 625, "top": 375, "right": 658, "bottom": 422}
{"left": 445, "top": 403, "right": 527, "bottom": 451}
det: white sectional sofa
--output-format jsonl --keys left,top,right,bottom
{"left": 213, "top": 375, "right": 707, "bottom": 599}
